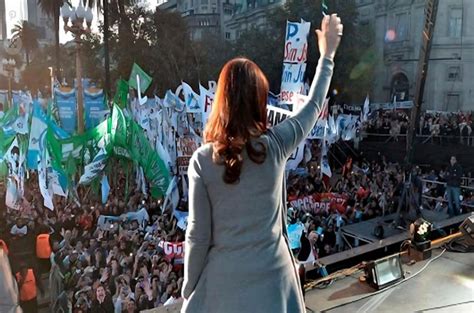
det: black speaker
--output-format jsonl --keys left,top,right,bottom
{"left": 459, "top": 215, "right": 474, "bottom": 246}
{"left": 364, "top": 253, "right": 404, "bottom": 290}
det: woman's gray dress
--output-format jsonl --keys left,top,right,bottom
{"left": 182, "top": 57, "right": 334, "bottom": 313}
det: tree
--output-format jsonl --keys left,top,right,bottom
{"left": 265, "top": 0, "right": 375, "bottom": 103}
{"left": 11, "top": 21, "right": 39, "bottom": 65}
{"left": 37, "top": 0, "right": 70, "bottom": 79}
{"left": 84, "top": 0, "right": 111, "bottom": 96}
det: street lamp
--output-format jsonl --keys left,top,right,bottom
{"left": 2, "top": 58, "right": 16, "bottom": 109}
{"left": 61, "top": 1, "right": 94, "bottom": 134}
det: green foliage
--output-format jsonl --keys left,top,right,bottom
{"left": 11, "top": 20, "right": 39, "bottom": 65}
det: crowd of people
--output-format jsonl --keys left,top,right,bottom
{"left": 284, "top": 150, "right": 473, "bottom": 259}
{"left": 363, "top": 110, "right": 473, "bottom": 144}
{"left": 1, "top": 150, "right": 473, "bottom": 312}
{"left": 1, "top": 166, "right": 187, "bottom": 313}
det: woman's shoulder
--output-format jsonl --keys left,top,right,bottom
{"left": 191, "top": 143, "right": 213, "bottom": 160}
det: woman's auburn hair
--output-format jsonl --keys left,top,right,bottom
{"left": 204, "top": 57, "right": 269, "bottom": 184}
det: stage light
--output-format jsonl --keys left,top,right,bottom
{"left": 364, "top": 253, "right": 404, "bottom": 290}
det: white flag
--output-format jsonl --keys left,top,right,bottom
{"left": 200, "top": 84, "right": 214, "bottom": 127}
{"left": 320, "top": 141, "right": 332, "bottom": 178}
{"left": 182, "top": 82, "right": 201, "bottom": 113}
{"left": 162, "top": 176, "right": 179, "bottom": 213}
{"left": 362, "top": 94, "right": 370, "bottom": 122}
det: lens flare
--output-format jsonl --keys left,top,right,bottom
{"left": 385, "top": 29, "right": 397, "bottom": 42}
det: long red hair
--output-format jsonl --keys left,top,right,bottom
{"left": 204, "top": 58, "right": 268, "bottom": 184}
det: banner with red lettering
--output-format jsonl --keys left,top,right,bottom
{"left": 289, "top": 192, "right": 348, "bottom": 215}
{"left": 159, "top": 241, "right": 185, "bottom": 264}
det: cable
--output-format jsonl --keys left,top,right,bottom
{"left": 319, "top": 249, "right": 447, "bottom": 313}
{"left": 442, "top": 236, "right": 474, "bottom": 253}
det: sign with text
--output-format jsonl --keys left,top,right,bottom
{"left": 280, "top": 20, "right": 311, "bottom": 106}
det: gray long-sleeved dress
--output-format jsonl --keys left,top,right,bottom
{"left": 181, "top": 57, "right": 334, "bottom": 313}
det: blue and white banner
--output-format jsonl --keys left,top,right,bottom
{"left": 54, "top": 88, "right": 77, "bottom": 134}
{"left": 84, "top": 89, "right": 108, "bottom": 130}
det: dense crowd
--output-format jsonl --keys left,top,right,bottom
{"left": 1, "top": 167, "right": 186, "bottom": 313}
{"left": 363, "top": 110, "right": 473, "bottom": 144}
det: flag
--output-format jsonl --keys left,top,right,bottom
{"left": 114, "top": 79, "right": 129, "bottom": 109}
{"left": 79, "top": 148, "right": 108, "bottom": 185}
{"left": 27, "top": 102, "right": 48, "bottom": 169}
{"left": 320, "top": 140, "right": 332, "bottom": 178}
{"left": 162, "top": 176, "right": 179, "bottom": 213}
{"left": 322, "top": 0, "right": 328, "bottom": 16}
{"left": 38, "top": 151, "right": 54, "bottom": 210}
{"left": 182, "top": 82, "right": 201, "bottom": 113}
{"left": 362, "top": 94, "right": 370, "bottom": 122}
{"left": 128, "top": 63, "right": 152, "bottom": 94}
{"left": 101, "top": 174, "right": 110, "bottom": 204}
{"left": 5, "top": 178, "right": 21, "bottom": 210}
{"left": 48, "top": 99, "right": 61, "bottom": 126}
{"left": 200, "top": 84, "right": 214, "bottom": 127}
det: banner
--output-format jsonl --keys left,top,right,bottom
{"left": 54, "top": 88, "right": 77, "bottom": 134}
{"left": 289, "top": 193, "right": 348, "bottom": 215}
{"left": 343, "top": 103, "right": 362, "bottom": 115}
{"left": 200, "top": 84, "right": 214, "bottom": 127}
{"left": 158, "top": 241, "right": 185, "bottom": 264}
{"left": 279, "top": 20, "right": 311, "bottom": 106}
{"left": 176, "top": 135, "right": 200, "bottom": 175}
{"left": 370, "top": 100, "right": 413, "bottom": 111}
{"left": 267, "top": 105, "right": 292, "bottom": 127}
{"left": 84, "top": 89, "right": 108, "bottom": 130}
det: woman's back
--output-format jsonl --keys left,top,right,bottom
{"left": 181, "top": 14, "right": 343, "bottom": 313}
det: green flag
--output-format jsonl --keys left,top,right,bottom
{"left": 128, "top": 63, "right": 152, "bottom": 94}
{"left": 114, "top": 79, "right": 129, "bottom": 109}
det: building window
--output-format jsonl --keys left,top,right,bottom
{"left": 224, "top": 8, "right": 233, "bottom": 15}
{"left": 386, "top": 13, "right": 409, "bottom": 42}
{"left": 446, "top": 93, "right": 460, "bottom": 111}
{"left": 201, "top": 5, "right": 208, "bottom": 11}
{"left": 225, "top": 32, "right": 231, "bottom": 39}
{"left": 448, "top": 8, "right": 462, "bottom": 38}
{"left": 201, "top": 0, "right": 208, "bottom": 4}
{"left": 447, "top": 66, "right": 461, "bottom": 81}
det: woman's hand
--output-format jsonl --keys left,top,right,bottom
{"left": 316, "top": 13, "right": 343, "bottom": 60}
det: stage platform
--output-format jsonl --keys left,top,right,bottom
{"left": 341, "top": 210, "right": 451, "bottom": 244}
{"left": 304, "top": 250, "right": 474, "bottom": 313}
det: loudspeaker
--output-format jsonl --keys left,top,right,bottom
{"left": 364, "top": 253, "right": 404, "bottom": 290}
{"left": 459, "top": 215, "right": 474, "bottom": 246}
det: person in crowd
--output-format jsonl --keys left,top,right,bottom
{"left": 446, "top": 156, "right": 463, "bottom": 217}
{"left": 15, "top": 261, "right": 44, "bottom": 313}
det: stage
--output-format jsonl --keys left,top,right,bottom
{"left": 304, "top": 250, "right": 474, "bottom": 313}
